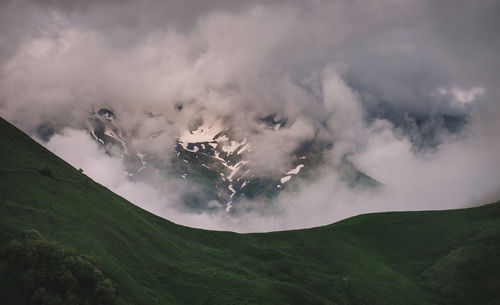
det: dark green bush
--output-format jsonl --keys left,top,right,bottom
{"left": 31, "top": 287, "right": 47, "bottom": 305}
{"left": 64, "top": 292, "right": 79, "bottom": 305}
{"left": 39, "top": 165, "right": 54, "bottom": 177}
{"left": 24, "top": 229, "right": 44, "bottom": 241}
{"left": 95, "top": 279, "right": 116, "bottom": 305}
{"left": 2, "top": 239, "right": 24, "bottom": 263}
{"left": 1, "top": 230, "right": 116, "bottom": 305}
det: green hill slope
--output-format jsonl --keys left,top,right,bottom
{"left": 0, "top": 117, "right": 499, "bottom": 305}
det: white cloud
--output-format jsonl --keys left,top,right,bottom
{"left": 1, "top": 1, "right": 500, "bottom": 232}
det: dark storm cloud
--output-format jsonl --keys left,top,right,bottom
{"left": 2, "top": 0, "right": 499, "bottom": 115}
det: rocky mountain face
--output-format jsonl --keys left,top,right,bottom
{"left": 85, "top": 108, "right": 377, "bottom": 214}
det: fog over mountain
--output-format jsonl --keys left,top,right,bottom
{"left": 1, "top": 0, "right": 499, "bottom": 232}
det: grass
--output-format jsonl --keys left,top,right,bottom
{"left": 0, "top": 116, "right": 499, "bottom": 305}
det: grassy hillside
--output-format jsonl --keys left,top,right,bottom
{"left": 0, "top": 116, "right": 499, "bottom": 305}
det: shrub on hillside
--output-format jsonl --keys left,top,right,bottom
{"left": 2, "top": 239, "right": 24, "bottom": 263}
{"left": 1, "top": 230, "right": 117, "bottom": 305}
{"left": 95, "top": 279, "right": 116, "bottom": 305}
{"left": 39, "top": 165, "right": 54, "bottom": 177}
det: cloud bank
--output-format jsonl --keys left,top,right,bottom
{"left": 1, "top": 0, "right": 499, "bottom": 232}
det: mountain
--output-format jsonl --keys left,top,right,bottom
{"left": 85, "top": 108, "right": 377, "bottom": 213}
{"left": 1, "top": 116, "right": 499, "bottom": 305}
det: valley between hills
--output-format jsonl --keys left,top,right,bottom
{"left": 1, "top": 116, "right": 499, "bottom": 305}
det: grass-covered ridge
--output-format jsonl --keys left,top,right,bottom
{"left": 0, "top": 116, "right": 499, "bottom": 305}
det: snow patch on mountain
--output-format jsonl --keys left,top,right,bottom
{"left": 178, "top": 121, "right": 223, "bottom": 150}
{"left": 227, "top": 161, "right": 248, "bottom": 181}
{"left": 280, "top": 176, "right": 291, "bottom": 184}
{"left": 237, "top": 143, "right": 251, "bottom": 155}
{"left": 286, "top": 164, "right": 304, "bottom": 175}
{"left": 222, "top": 140, "right": 241, "bottom": 154}
{"left": 86, "top": 121, "right": 104, "bottom": 144}
{"left": 103, "top": 126, "right": 128, "bottom": 155}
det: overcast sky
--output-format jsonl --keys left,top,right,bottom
{"left": 1, "top": 0, "right": 499, "bottom": 231}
